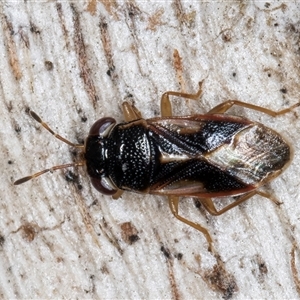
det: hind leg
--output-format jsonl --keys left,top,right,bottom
{"left": 168, "top": 195, "right": 213, "bottom": 252}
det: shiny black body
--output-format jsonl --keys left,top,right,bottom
{"left": 85, "top": 114, "right": 290, "bottom": 196}
{"left": 86, "top": 120, "right": 154, "bottom": 191}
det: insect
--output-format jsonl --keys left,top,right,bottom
{"left": 14, "top": 81, "right": 299, "bottom": 251}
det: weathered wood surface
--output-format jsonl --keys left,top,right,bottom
{"left": 1, "top": 1, "right": 300, "bottom": 299}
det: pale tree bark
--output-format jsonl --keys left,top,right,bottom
{"left": 1, "top": 1, "right": 300, "bottom": 299}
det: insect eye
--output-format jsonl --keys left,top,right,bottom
{"left": 89, "top": 117, "right": 116, "bottom": 137}
{"left": 90, "top": 176, "right": 117, "bottom": 195}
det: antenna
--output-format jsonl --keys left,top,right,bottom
{"left": 14, "top": 111, "right": 85, "bottom": 185}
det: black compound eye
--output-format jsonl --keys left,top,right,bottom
{"left": 89, "top": 117, "right": 116, "bottom": 136}
{"left": 90, "top": 177, "right": 117, "bottom": 195}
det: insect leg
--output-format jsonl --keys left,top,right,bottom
{"left": 199, "top": 190, "right": 281, "bottom": 216}
{"left": 112, "top": 189, "right": 124, "bottom": 200}
{"left": 168, "top": 195, "right": 213, "bottom": 251}
{"left": 207, "top": 100, "right": 300, "bottom": 116}
{"left": 160, "top": 81, "right": 203, "bottom": 117}
{"left": 122, "top": 102, "right": 143, "bottom": 122}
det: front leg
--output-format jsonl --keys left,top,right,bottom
{"left": 122, "top": 101, "right": 143, "bottom": 122}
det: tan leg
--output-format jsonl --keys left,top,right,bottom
{"left": 161, "top": 81, "right": 203, "bottom": 117}
{"left": 168, "top": 195, "right": 213, "bottom": 251}
{"left": 208, "top": 99, "right": 300, "bottom": 116}
{"left": 199, "top": 190, "right": 281, "bottom": 216}
{"left": 112, "top": 189, "right": 124, "bottom": 200}
{"left": 122, "top": 102, "right": 143, "bottom": 122}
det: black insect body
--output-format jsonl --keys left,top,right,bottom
{"left": 85, "top": 115, "right": 289, "bottom": 197}
{"left": 14, "top": 82, "right": 298, "bottom": 251}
